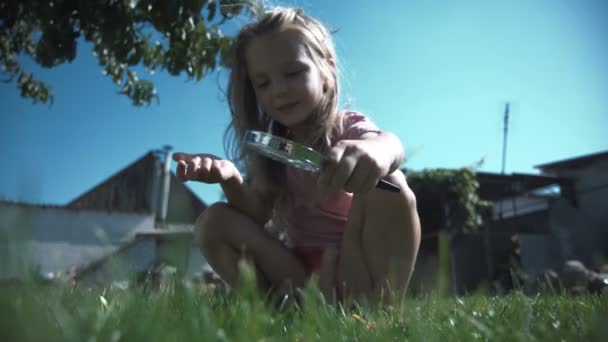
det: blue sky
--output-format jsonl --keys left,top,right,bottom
{"left": 2, "top": 0, "right": 607, "bottom": 206}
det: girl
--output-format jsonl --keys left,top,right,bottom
{"left": 173, "top": 7, "right": 420, "bottom": 302}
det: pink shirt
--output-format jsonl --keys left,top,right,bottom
{"left": 282, "top": 111, "right": 382, "bottom": 248}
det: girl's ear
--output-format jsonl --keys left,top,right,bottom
{"left": 327, "top": 58, "right": 337, "bottom": 72}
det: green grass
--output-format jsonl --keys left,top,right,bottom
{"left": 1, "top": 275, "right": 607, "bottom": 342}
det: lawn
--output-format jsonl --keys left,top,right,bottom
{"left": 1, "top": 275, "right": 606, "bottom": 341}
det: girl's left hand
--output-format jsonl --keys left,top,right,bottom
{"left": 318, "top": 139, "right": 392, "bottom": 194}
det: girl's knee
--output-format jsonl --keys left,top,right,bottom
{"left": 194, "top": 202, "right": 234, "bottom": 249}
{"left": 361, "top": 170, "right": 417, "bottom": 212}
{"left": 355, "top": 170, "right": 420, "bottom": 243}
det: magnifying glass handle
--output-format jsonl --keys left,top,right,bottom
{"left": 377, "top": 179, "right": 401, "bottom": 192}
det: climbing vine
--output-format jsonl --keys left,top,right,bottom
{"left": 405, "top": 168, "right": 493, "bottom": 235}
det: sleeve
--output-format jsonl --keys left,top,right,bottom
{"left": 341, "top": 111, "right": 382, "bottom": 140}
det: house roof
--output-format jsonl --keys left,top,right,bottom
{"left": 0, "top": 199, "right": 149, "bottom": 215}
{"left": 66, "top": 151, "right": 207, "bottom": 223}
{"left": 475, "top": 171, "right": 568, "bottom": 201}
{"left": 534, "top": 150, "right": 608, "bottom": 171}
{"left": 67, "top": 152, "right": 158, "bottom": 213}
{"left": 0, "top": 200, "right": 67, "bottom": 211}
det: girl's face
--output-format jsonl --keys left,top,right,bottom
{"left": 245, "top": 29, "right": 325, "bottom": 134}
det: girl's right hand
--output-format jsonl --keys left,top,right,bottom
{"left": 172, "top": 152, "right": 243, "bottom": 185}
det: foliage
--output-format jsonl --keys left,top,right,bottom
{"left": 0, "top": 0, "right": 262, "bottom": 105}
{"left": 0, "top": 278, "right": 606, "bottom": 341}
{"left": 405, "top": 168, "right": 493, "bottom": 234}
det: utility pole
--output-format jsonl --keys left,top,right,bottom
{"left": 486, "top": 102, "right": 511, "bottom": 286}
{"left": 501, "top": 102, "right": 510, "bottom": 175}
{"left": 498, "top": 102, "right": 510, "bottom": 218}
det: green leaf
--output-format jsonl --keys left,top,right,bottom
{"left": 207, "top": 1, "right": 217, "bottom": 22}
{"left": 3, "top": 0, "right": 257, "bottom": 106}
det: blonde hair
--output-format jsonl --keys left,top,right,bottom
{"left": 224, "top": 7, "right": 342, "bottom": 201}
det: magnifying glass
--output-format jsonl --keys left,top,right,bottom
{"left": 243, "top": 130, "right": 400, "bottom": 192}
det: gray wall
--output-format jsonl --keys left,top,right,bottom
{"left": 186, "top": 245, "right": 207, "bottom": 276}
{"left": 519, "top": 157, "right": 608, "bottom": 282}
{"left": 77, "top": 237, "right": 156, "bottom": 284}
{"left": 547, "top": 158, "right": 608, "bottom": 268}
{"left": 0, "top": 204, "right": 154, "bottom": 279}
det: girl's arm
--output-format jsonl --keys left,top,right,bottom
{"left": 173, "top": 152, "right": 273, "bottom": 225}
{"left": 220, "top": 177, "right": 274, "bottom": 225}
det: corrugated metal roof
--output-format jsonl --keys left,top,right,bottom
{"left": 66, "top": 152, "right": 159, "bottom": 212}
{"left": 0, "top": 199, "right": 131, "bottom": 214}
{"left": 66, "top": 151, "right": 207, "bottom": 223}
{"left": 535, "top": 150, "right": 608, "bottom": 171}
{"left": 476, "top": 171, "right": 568, "bottom": 201}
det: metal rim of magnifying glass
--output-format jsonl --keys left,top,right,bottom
{"left": 244, "top": 130, "right": 323, "bottom": 172}
{"left": 244, "top": 130, "right": 401, "bottom": 192}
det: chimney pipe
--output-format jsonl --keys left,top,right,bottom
{"left": 158, "top": 145, "right": 172, "bottom": 226}
{"left": 150, "top": 149, "right": 161, "bottom": 219}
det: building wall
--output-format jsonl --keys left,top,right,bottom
{"left": 186, "top": 245, "right": 207, "bottom": 276}
{"left": 519, "top": 232, "right": 563, "bottom": 281}
{"left": 155, "top": 234, "right": 192, "bottom": 270}
{"left": 450, "top": 233, "right": 490, "bottom": 293}
{"left": 492, "top": 196, "right": 550, "bottom": 220}
{"left": 0, "top": 204, "right": 154, "bottom": 279}
{"left": 519, "top": 157, "right": 608, "bottom": 281}
{"left": 76, "top": 238, "right": 156, "bottom": 285}
{"left": 410, "top": 231, "right": 519, "bottom": 295}
{"left": 546, "top": 158, "right": 608, "bottom": 269}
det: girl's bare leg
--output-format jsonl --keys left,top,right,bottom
{"left": 337, "top": 194, "right": 373, "bottom": 298}
{"left": 194, "top": 202, "right": 308, "bottom": 291}
{"left": 338, "top": 170, "right": 421, "bottom": 302}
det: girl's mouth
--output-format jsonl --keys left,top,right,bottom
{"left": 277, "top": 102, "right": 298, "bottom": 111}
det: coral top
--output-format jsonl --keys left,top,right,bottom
{"left": 282, "top": 111, "right": 381, "bottom": 248}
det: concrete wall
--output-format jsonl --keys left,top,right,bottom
{"left": 0, "top": 204, "right": 154, "bottom": 279}
{"left": 545, "top": 157, "right": 608, "bottom": 269}
{"left": 77, "top": 235, "right": 207, "bottom": 285}
{"left": 410, "top": 231, "right": 520, "bottom": 295}
{"left": 186, "top": 245, "right": 206, "bottom": 276}
{"left": 513, "top": 156, "right": 608, "bottom": 286}
{"left": 77, "top": 237, "right": 156, "bottom": 284}
{"left": 519, "top": 232, "right": 562, "bottom": 280}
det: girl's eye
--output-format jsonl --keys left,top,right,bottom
{"left": 255, "top": 81, "right": 269, "bottom": 89}
{"left": 286, "top": 70, "right": 302, "bottom": 77}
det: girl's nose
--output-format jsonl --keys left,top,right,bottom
{"left": 272, "top": 78, "right": 289, "bottom": 97}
